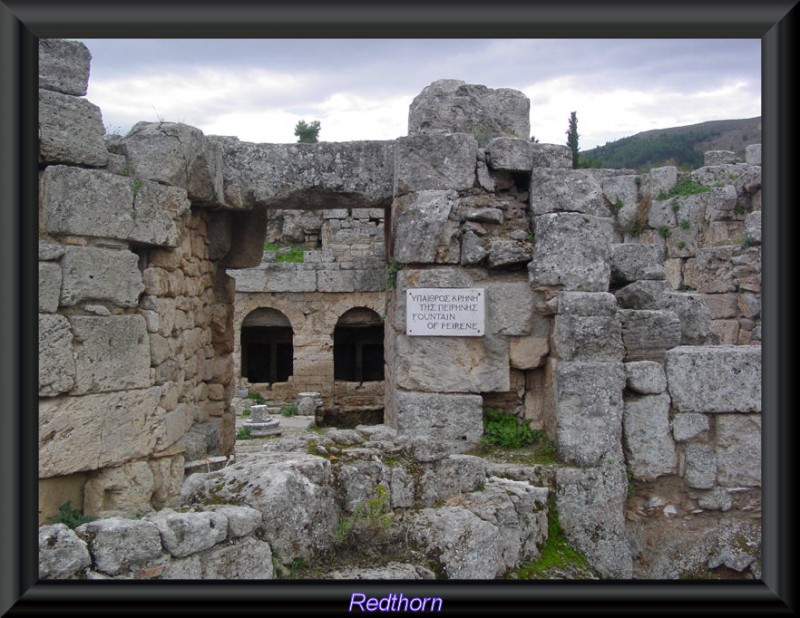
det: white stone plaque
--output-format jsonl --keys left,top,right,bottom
{"left": 406, "top": 288, "right": 485, "bottom": 336}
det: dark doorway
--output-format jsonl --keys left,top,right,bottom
{"left": 333, "top": 308, "right": 384, "bottom": 383}
{"left": 241, "top": 308, "right": 293, "bottom": 384}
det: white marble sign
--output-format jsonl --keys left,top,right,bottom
{"left": 406, "top": 288, "right": 485, "bottom": 336}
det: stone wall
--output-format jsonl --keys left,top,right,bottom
{"left": 38, "top": 40, "right": 253, "bottom": 523}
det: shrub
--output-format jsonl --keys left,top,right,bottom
{"left": 236, "top": 426, "right": 253, "bottom": 440}
{"left": 54, "top": 502, "right": 94, "bottom": 529}
{"left": 247, "top": 391, "right": 266, "bottom": 405}
{"left": 281, "top": 403, "right": 298, "bottom": 417}
{"left": 482, "top": 409, "right": 534, "bottom": 448}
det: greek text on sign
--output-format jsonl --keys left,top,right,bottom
{"left": 406, "top": 288, "right": 485, "bottom": 337}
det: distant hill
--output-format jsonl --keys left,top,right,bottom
{"left": 578, "top": 117, "right": 761, "bottom": 173}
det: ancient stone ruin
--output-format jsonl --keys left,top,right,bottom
{"left": 39, "top": 39, "right": 762, "bottom": 580}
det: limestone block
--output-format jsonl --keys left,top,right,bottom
{"left": 509, "top": 337, "right": 549, "bottom": 369}
{"left": 657, "top": 292, "right": 716, "bottom": 345}
{"left": 394, "top": 134, "right": 477, "bottom": 194}
{"left": 530, "top": 169, "right": 607, "bottom": 217}
{"left": 407, "top": 506, "right": 503, "bottom": 578}
{"left": 555, "top": 461, "right": 632, "bottom": 578}
{"left": 623, "top": 393, "right": 677, "bottom": 480}
{"left": 715, "top": 415, "right": 761, "bottom": 487}
{"left": 745, "top": 211, "right": 761, "bottom": 245}
{"left": 618, "top": 309, "right": 681, "bottom": 361}
{"left": 458, "top": 478, "right": 549, "bottom": 568}
{"left": 610, "top": 243, "right": 666, "bottom": 285}
{"left": 647, "top": 197, "right": 677, "bottom": 228}
{"left": 530, "top": 143, "right": 572, "bottom": 169}
{"left": 39, "top": 262, "right": 62, "bottom": 314}
{"left": 41, "top": 166, "right": 189, "bottom": 247}
{"left": 703, "top": 293, "right": 739, "bottom": 320}
{"left": 529, "top": 213, "right": 613, "bottom": 292}
{"left": 684, "top": 248, "right": 737, "bottom": 294}
{"left": 418, "top": 455, "right": 486, "bottom": 507}
{"left": 549, "top": 360, "right": 626, "bottom": 467}
{"left": 690, "top": 164, "right": 761, "bottom": 198}
{"left": 710, "top": 320, "right": 740, "bottom": 344}
{"left": 704, "top": 150, "right": 737, "bottom": 166}
{"left": 602, "top": 175, "right": 639, "bottom": 220}
{"left": 336, "top": 460, "right": 389, "bottom": 513}
{"left": 327, "top": 563, "right": 434, "bottom": 580}
{"left": 220, "top": 208, "right": 268, "bottom": 268}
{"left": 388, "top": 390, "right": 483, "bottom": 446}
{"left": 731, "top": 247, "right": 761, "bottom": 293}
{"left": 201, "top": 537, "right": 274, "bottom": 579}
{"left": 557, "top": 291, "right": 617, "bottom": 316}
{"left": 486, "top": 281, "right": 535, "bottom": 335}
{"left": 206, "top": 211, "right": 232, "bottom": 260}
{"left": 392, "top": 335, "right": 510, "bottom": 393}
{"left": 144, "top": 509, "right": 228, "bottom": 558}
{"left": 149, "top": 454, "right": 185, "bottom": 510}
{"left": 698, "top": 487, "right": 733, "bottom": 511}
{"left": 117, "top": 122, "right": 224, "bottom": 206}
{"left": 666, "top": 345, "right": 761, "bottom": 413}
{"left": 39, "top": 89, "right": 108, "bottom": 167}
{"left": 317, "top": 270, "right": 357, "bottom": 292}
{"left": 39, "top": 524, "right": 91, "bottom": 579}
{"left": 738, "top": 292, "right": 761, "bottom": 320}
{"left": 672, "top": 413, "right": 709, "bottom": 442}
{"left": 60, "top": 246, "right": 144, "bottom": 307}
{"left": 83, "top": 461, "right": 155, "bottom": 518}
{"left": 210, "top": 136, "right": 394, "bottom": 209}
{"left": 461, "top": 206, "right": 503, "bottom": 224}
{"left": 624, "top": 361, "right": 667, "bottom": 394}
{"left": 641, "top": 166, "right": 677, "bottom": 199}
{"left": 486, "top": 239, "right": 532, "bottom": 269}
{"left": 476, "top": 160, "right": 495, "bottom": 191}
{"left": 408, "top": 79, "right": 530, "bottom": 145}
{"left": 39, "top": 313, "right": 76, "bottom": 397}
{"left": 39, "top": 242, "right": 66, "bottom": 261}
{"left": 259, "top": 264, "right": 316, "bottom": 292}
{"left": 552, "top": 314, "right": 623, "bottom": 361}
{"left": 39, "top": 38, "right": 91, "bottom": 96}
{"left": 204, "top": 505, "right": 263, "bottom": 538}
{"left": 683, "top": 443, "right": 717, "bottom": 489}
{"left": 745, "top": 144, "right": 761, "bottom": 166}
{"left": 486, "top": 137, "right": 532, "bottom": 171}
{"left": 70, "top": 315, "right": 150, "bottom": 394}
{"left": 156, "top": 403, "right": 195, "bottom": 451}
{"left": 391, "top": 190, "right": 460, "bottom": 264}
{"left": 39, "top": 387, "right": 160, "bottom": 477}
{"left": 76, "top": 518, "right": 163, "bottom": 576}
{"left": 181, "top": 453, "right": 337, "bottom": 564}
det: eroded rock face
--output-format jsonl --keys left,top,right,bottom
{"left": 39, "top": 524, "right": 92, "bottom": 579}
{"left": 408, "top": 80, "right": 530, "bottom": 145}
{"left": 39, "top": 39, "right": 91, "bottom": 96}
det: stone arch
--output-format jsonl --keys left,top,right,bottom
{"left": 240, "top": 307, "right": 294, "bottom": 385}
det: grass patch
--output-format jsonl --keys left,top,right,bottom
{"left": 54, "top": 502, "right": 94, "bottom": 529}
{"left": 656, "top": 179, "right": 711, "bottom": 200}
{"left": 247, "top": 391, "right": 266, "bottom": 405}
{"left": 482, "top": 409, "right": 533, "bottom": 449}
{"left": 657, "top": 224, "right": 672, "bottom": 239}
{"left": 385, "top": 260, "right": 402, "bottom": 290}
{"left": 281, "top": 403, "right": 298, "bottom": 417}
{"left": 263, "top": 242, "right": 306, "bottom": 263}
{"left": 235, "top": 426, "right": 254, "bottom": 440}
{"left": 510, "top": 499, "right": 594, "bottom": 579}
{"left": 335, "top": 485, "right": 392, "bottom": 546}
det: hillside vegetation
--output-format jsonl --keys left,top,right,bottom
{"left": 578, "top": 117, "right": 761, "bottom": 173}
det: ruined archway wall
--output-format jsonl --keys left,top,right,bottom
{"left": 37, "top": 40, "right": 256, "bottom": 523}
{"left": 232, "top": 291, "right": 386, "bottom": 409}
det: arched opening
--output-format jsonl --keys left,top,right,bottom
{"left": 334, "top": 308, "right": 384, "bottom": 383}
{"left": 240, "top": 308, "right": 293, "bottom": 384}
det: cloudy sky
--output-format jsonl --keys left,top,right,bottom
{"left": 79, "top": 39, "right": 761, "bottom": 150}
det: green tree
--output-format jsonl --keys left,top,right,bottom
{"left": 294, "top": 119, "right": 321, "bottom": 143}
{"left": 566, "top": 111, "right": 579, "bottom": 169}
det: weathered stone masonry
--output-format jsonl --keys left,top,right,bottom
{"left": 39, "top": 42, "right": 762, "bottom": 580}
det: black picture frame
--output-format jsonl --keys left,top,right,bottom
{"left": 1, "top": 1, "right": 795, "bottom": 615}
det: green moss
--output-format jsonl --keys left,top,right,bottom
{"left": 263, "top": 242, "right": 306, "bottom": 263}
{"left": 510, "top": 499, "right": 593, "bottom": 579}
{"left": 656, "top": 180, "right": 711, "bottom": 200}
